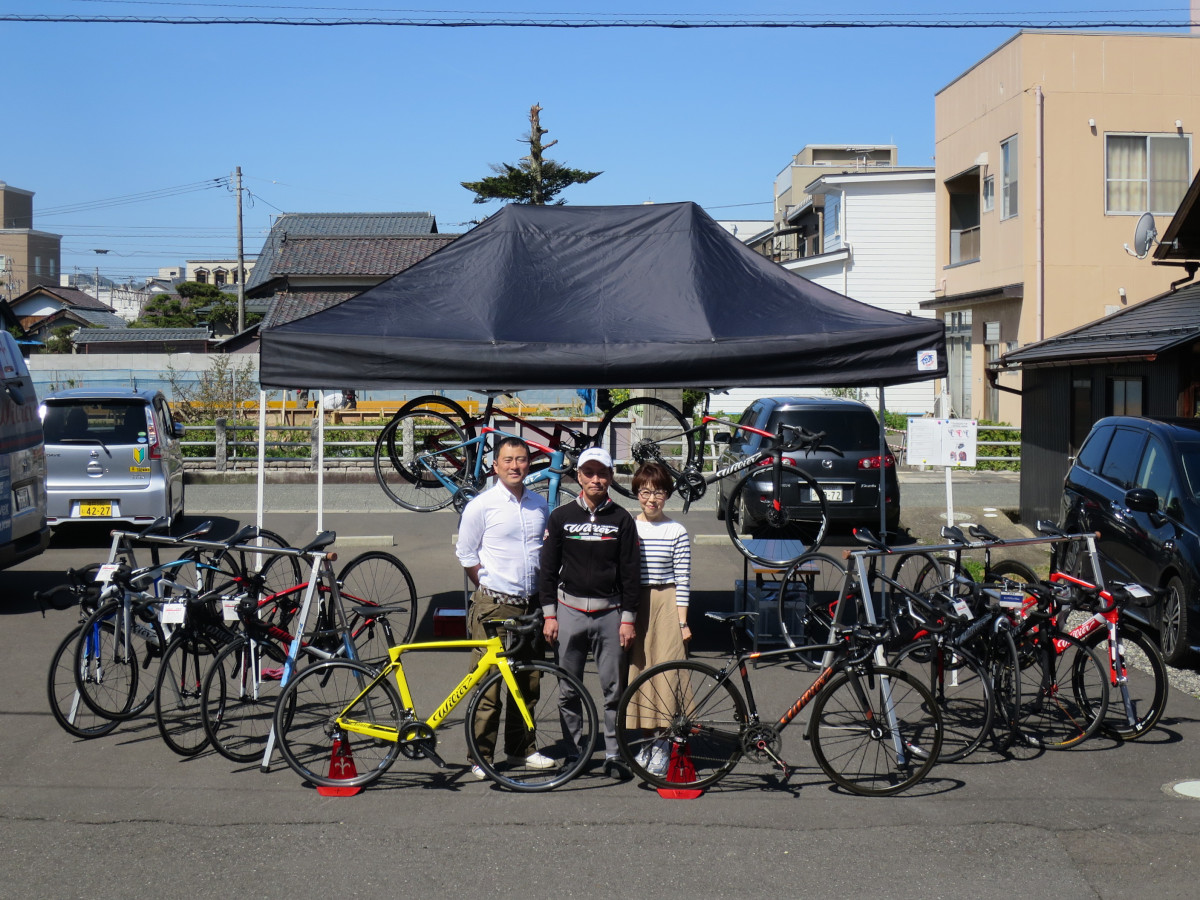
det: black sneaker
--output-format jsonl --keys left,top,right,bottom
{"left": 603, "top": 757, "right": 633, "bottom": 781}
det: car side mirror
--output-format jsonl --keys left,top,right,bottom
{"left": 1125, "top": 487, "right": 1159, "bottom": 514}
{"left": 713, "top": 432, "right": 731, "bottom": 444}
{"left": 172, "top": 422, "right": 186, "bottom": 439}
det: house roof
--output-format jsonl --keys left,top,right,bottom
{"left": 245, "top": 211, "right": 440, "bottom": 291}
{"left": 269, "top": 234, "right": 458, "bottom": 278}
{"left": 14, "top": 285, "right": 114, "bottom": 312}
{"left": 33, "top": 307, "right": 127, "bottom": 329}
{"left": 72, "top": 327, "right": 211, "bottom": 344}
{"left": 260, "top": 289, "right": 361, "bottom": 329}
{"left": 995, "top": 280, "right": 1200, "bottom": 369}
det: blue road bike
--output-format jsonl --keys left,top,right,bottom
{"left": 373, "top": 419, "right": 578, "bottom": 512}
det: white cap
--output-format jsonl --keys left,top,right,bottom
{"left": 576, "top": 447, "right": 614, "bottom": 469}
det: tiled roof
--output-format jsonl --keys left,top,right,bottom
{"left": 269, "top": 235, "right": 458, "bottom": 277}
{"left": 998, "top": 281, "right": 1200, "bottom": 368}
{"left": 72, "top": 327, "right": 211, "bottom": 344}
{"left": 32, "top": 286, "right": 114, "bottom": 311}
{"left": 246, "top": 211, "right": 440, "bottom": 291}
{"left": 72, "top": 309, "right": 128, "bottom": 327}
{"left": 260, "top": 289, "right": 361, "bottom": 329}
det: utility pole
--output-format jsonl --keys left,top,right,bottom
{"left": 236, "top": 166, "right": 246, "bottom": 333}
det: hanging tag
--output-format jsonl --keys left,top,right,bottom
{"left": 161, "top": 601, "right": 187, "bottom": 624}
{"left": 95, "top": 564, "right": 120, "bottom": 583}
{"left": 222, "top": 598, "right": 240, "bottom": 622}
{"left": 951, "top": 598, "right": 973, "bottom": 619}
{"left": 998, "top": 592, "right": 1024, "bottom": 609}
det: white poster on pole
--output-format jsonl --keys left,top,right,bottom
{"left": 906, "top": 418, "right": 978, "bottom": 468}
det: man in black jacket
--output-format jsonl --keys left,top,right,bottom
{"left": 540, "top": 446, "right": 640, "bottom": 774}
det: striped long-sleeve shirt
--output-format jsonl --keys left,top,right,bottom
{"left": 635, "top": 517, "right": 690, "bottom": 608}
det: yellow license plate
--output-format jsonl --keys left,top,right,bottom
{"left": 80, "top": 502, "right": 113, "bottom": 517}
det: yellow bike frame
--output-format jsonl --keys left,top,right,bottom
{"left": 334, "top": 632, "right": 535, "bottom": 743}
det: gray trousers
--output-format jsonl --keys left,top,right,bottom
{"left": 556, "top": 603, "right": 626, "bottom": 757}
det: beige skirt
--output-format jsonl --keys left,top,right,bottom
{"left": 625, "top": 585, "right": 688, "bottom": 730}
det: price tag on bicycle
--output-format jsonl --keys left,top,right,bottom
{"left": 161, "top": 601, "right": 187, "bottom": 624}
{"left": 94, "top": 563, "right": 120, "bottom": 583}
{"left": 221, "top": 598, "right": 240, "bottom": 622}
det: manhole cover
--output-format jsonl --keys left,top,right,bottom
{"left": 938, "top": 511, "right": 974, "bottom": 522}
{"left": 1168, "top": 779, "right": 1200, "bottom": 799}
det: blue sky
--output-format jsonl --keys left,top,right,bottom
{"left": 2, "top": 2, "right": 1192, "bottom": 286}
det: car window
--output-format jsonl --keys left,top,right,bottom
{"left": 1075, "top": 424, "right": 1113, "bottom": 473}
{"left": 771, "top": 409, "right": 881, "bottom": 452}
{"left": 1178, "top": 443, "right": 1200, "bottom": 499}
{"left": 1135, "top": 436, "right": 1179, "bottom": 515}
{"left": 1099, "top": 426, "right": 1147, "bottom": 488}
{"left": 43, "top": 401, "right": 148, "bottom": 445}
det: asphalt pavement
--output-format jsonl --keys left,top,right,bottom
{"left": 4, "top": 471, "right": 1200, "bottom": 900}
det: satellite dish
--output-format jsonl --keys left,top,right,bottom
{"left": 1124, "top": 212, "right": 1158, "bottom": 259}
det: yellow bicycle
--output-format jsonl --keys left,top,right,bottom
{"left": 272, "top": 614, "right": 598, "bottom": 791}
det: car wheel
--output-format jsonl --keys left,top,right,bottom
{"left": 1158, "top": 575, "right": 1191, "bottom": 667}
{"left": 715, "top": 489, "right": 726, "bottom": 521}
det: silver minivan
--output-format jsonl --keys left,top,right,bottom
{"left": 0, "top": 331, "right": 50, "bottom": 569}
{"left": 40, "top": 388, "right": 185, "bottom": 528}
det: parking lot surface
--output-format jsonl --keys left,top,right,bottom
{"left": 4, "top": 478, "right": 1200, "bottom": 900}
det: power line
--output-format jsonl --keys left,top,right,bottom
{"left": 1, "top": 14, "right": 1193, "bottom": 28}
{"left": 33, "top": 178, "right": 229, "bottom": 219}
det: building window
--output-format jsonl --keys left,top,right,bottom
{"left": 946, "top": 169, "right": 980, "bottom": 265}
{"left": 34, "top": 257, "right": 42, "bottom": 276}
{"left": 982, "top": 175, "right": 994, "bottom": 213}
{"left": 195, "top": 269, "right": 208, "bottom": 284}
{"left": 1106, "top": 133, "right": 1191, "bottom": 214}
{"left": 214, "top": 268, "right": 227, "bottom": 286}
{"left": 1001, "top": 136, "right": 1018, "bottom": 219}
{"left": 823, "top": 193, "right": 842, "bottom": 252}
{"left": 946, "top": 310, "right": 973, "bottom": 417}
{"left": 49, "top": 259, "right": 56, "bottom": 277}
{"left": 984, "top": 322, "right": 1001, "bottom": 420}
{"left": 1109, "top": 376, "right": 1144, "bottom": 416}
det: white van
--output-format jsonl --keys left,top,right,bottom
{"left": 0, "top": 332, "right": 50, "bottom": 569}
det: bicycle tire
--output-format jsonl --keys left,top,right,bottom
{"left": 526, "top": 460, "right": 581, "bottom": 509}
{"left": 337, "top": 550, "right": 416, "bottom": 657}
{"left": 465, "top": 661, "right": 598, "bottom": 792}
{"left": 1014, "top": 629, "right": 1107, "bottom": 749}
{"left": 989, "top": 559, "right": 1039, "bottom": 586}
{"left": 982, "top": 619, "right": 1022, "bottom": 751}
{"left": 225, "top": 528, "right": 302, "bottom": 598}
{"left": 891, "top": 639, "right": 994, "bottom": 763}
{"left": 388, "top": 394, "right": 475, "bottom": 441}
{"left": 615, "top": 660, "right": 747, "bottom": 790}
{"left": 155, "top": 629, "right": 225, "bottom": 756}
{"left": 1081, "top": 623, "right": 1168, "bottom": 741}
{"left": 74, "top": 600, "right": 162, "bottom": 721}
{"left": 273, "top": 659, "right": 403, "bottom": 789}
{"left": 47, "top": 625, "right": 121, "bottom": 739}
{"left": 373, "top": 410, "right": 468, "bottom": 511}
{"left": 808, "top": 665, "right": 943, "bottom": 796}
{"left": 202, "top": 636, "right": 288, "bottom": 763}
{"left": 592, "top": 397, "right": 696, "bottom": 499}
{"left": 776, "top": 552, "right": 849, "bottom": 662}
{"left": 725, "top": 463, "right": 829, "bottom": 568}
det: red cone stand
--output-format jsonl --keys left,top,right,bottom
{"left": 655, "top": 743, "right": 704, "bottom": 800}
{"left": 316, "top": 736, "right": 364, "bottom": 797}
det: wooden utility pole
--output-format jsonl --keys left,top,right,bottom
{"left": 236, "top": 166, "right": 246, "bottom": 333}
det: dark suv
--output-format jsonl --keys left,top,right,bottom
{"left": 715, "top": 396, "right": 899, "bottom": 533}
{"left": 1060, "top": 415, "right": 1200, "bottom": 666}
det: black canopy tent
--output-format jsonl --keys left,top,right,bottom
{"left": 259, "top": 202, "right": 945, "bottom": 390}
{"left": 257, "top": 201, "right": 946, "bottom": 540}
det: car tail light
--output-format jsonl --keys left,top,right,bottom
{"left": 756, "top": 456, "right": 801, "bottom": 466}
{"left": 858, "top": 453, "right": 896, "bottom": 470}
{"left": 146, "top": 408, "right": 161, "bottom": 460}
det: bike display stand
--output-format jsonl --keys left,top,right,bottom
{"left": 316, "top": 737, "right": 364, "bottom": 797}
{"left": 655, "top": 745, "right": 703, "bottom": 799}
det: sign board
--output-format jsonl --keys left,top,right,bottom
{"left": 906, "top": 418, "right": 978, "bottom": 468}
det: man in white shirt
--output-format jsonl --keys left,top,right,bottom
{"left": 455, "top": 435, "right": 553, "bottom": 779}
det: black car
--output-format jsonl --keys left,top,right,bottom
{"left": 715, "top": 396, "right": 900, "bottom": 533}
{"left": 1060, "top": 415, "right": 1200, "bottom": 666}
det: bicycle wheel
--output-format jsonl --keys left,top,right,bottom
{"left": 982, "top": 619, "right": 1022, "bottom": 751}
{"left": 74, "top": 600, "right": 162, "bottom": 721}
{"left": 809, "top": 665, "right": 943, "bottom": 796}
{"left": 725, "top": 463, "right": 829, "bottom": 568}
{"left": 465, "top": 661, "right": 598, "bottom": 792}
{"left": 891, "top": 639, "right": 993, "bottom": 763}
{"left": 989, "top": 559, "right": 1039, "bottom": 587}
{"left": 1014, "top": 630, "right": 1107, "bottom": 749}
{"left": 222, "top": 529, "right": 302, "bottom": 598}
{"left": 47, "top": 625, "right": 121, "bottom": 739}
{"left": 337, "top": 551, "right": 416, "bottom": 659}
{"left": 373, "top": 410, "right": 468, "bottom": 511}
{"left": 1081, "top": 624, "right": 1167, "bottom": 741}
{"left": 592, "top": 397, "right": 696, "bottom": 499}
{"left": 615, "top": 660, "right": 747, "bottom": 790}
{"left": 155, "top": 629, "right": 225, "bottom": 756}
{"left": 273, "top": 659, "right": 403, "bottom": 789}
{"left": 776, "top": 552, "right": 848, "bottom": 662}
{"left": 202, "top": 636, "right": 288, "bottom": 763}
{"left": 390, "top": 395, "right": 475, "bottom": 440}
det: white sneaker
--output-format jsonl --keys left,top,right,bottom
{"left": 634, "top": 744, "right": 652, "bottom": 767}
{"left": 647, "top": 741, "right": 670, "bottom": 777}
{"left": 506, "top": 750, "right": 556, "bottom": 769}
{"left": 470, "top": 764, "right": 487, "bottom": 780}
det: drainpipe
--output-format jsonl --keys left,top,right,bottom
{"left": 1036, "top": 84, "right": 1045, "bottom": 341}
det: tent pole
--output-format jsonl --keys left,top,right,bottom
{"left": 878, "top": 385, "right": 888, "bottom": 538}
{"left": 316, "top": 391, "right": 325, "bottom": 534}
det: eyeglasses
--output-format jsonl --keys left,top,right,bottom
{"left": 637, "top": 490, "right": 669, "bottom": 500}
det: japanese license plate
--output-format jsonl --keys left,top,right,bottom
{"left": 810, "top": 487, "right": 843, "bottom": 502}
{"left": 14, "top": 484, "right": 32, "bottom": 511}
{"left": 80, "top": 502, "right": 113, "bottom": 517}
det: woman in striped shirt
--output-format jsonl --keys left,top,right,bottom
{"left": 626, "top": 461, "right": 691, "bottom": 775}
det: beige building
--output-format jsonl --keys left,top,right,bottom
{"left": 0, "top": 181, "right": 62, "bottom": 301}
{"left": 925, "top": 30, "right": 1200, "bottom": 424}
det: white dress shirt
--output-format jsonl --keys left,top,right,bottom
{"left": 455, "top": 480, "right": 548, "bottom": 598}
